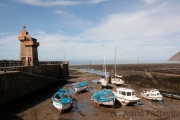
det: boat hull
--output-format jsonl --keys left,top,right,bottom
{"left": 116, "top": 97, "right": 140, "bottom": 106}
{"left": 94, "top": 99, "right": 114, "bottom": 106}
{"left": 74, "top": 86, "right": 88, "bottom": 92}
{"left": 111, "top": 80, "right": 125, "bottom": 85}
{"left": 52, "top": 101, "right": 72, "bottom": 112}
{"left": 99, "top": 79, "right": 108, "bottom": 86}
{"left": 147, "top": 96, "right": 163, "bottom": 101}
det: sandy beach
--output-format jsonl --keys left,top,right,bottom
{"left": 2, "top": 70, "right": 179, "bottom": 120}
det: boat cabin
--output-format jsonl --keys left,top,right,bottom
{"left": 149, "top": 89, "right": 161, "bottom": 96}
{"left": 116, "top": 88, "right": 136, "bottom": 97}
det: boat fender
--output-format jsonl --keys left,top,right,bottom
{"left": 98, "top": 102, "right": 101, "bottom": 107}
{"left": 71, "top": 101, "right": 74, "bottom": 108}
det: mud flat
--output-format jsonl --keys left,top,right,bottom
{"left": 1, "top": 70, "right": 180, "bottom": 120}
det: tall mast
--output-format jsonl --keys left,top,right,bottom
{"left": 115, "top": 46, "right": 116, "bottom": 75}
{"left": 102, "top": 44, "right": 104, "bottom": 73}
{"left": 102, "top": 44, "right": 106, "bottom": 78}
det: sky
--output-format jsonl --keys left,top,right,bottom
{"left": 0, "top": 0, "right": 180, "bottom": 62}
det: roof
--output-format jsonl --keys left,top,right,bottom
{"left": 115, "top": 75, "right": 123, "bottom": 78}
{"left": 116, "top": 88, "right": 134, "bottom": 92}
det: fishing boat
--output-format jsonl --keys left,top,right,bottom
{"left": 91, "top": 89, "right": 115, "bottom": 107}
{"left": 72, "top": 81, "right": 89, "bottom": 93}
{"left": 52, "top": 88, "right": 74, "bottom": 113}
{"left": 111, "top": 46, "right": 125, "bottom": 86}
{"left": 141, "top": 89, "right": 163, "bottom": 102}
{"left": 98, "top": 44, "right": 108, "bottom": 88}
{"left": 113, "top": 88, "right": 141, "bottom": 106}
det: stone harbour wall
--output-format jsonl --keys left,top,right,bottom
{"left": 0, "top": 72, "right": 67, "bottom": 105}
{"left": 2, "top": 63, "right": 69, "bottom": 79}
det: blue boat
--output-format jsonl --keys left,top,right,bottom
{"left": 56, "top": 88, "right": 71, "bottom": 98}
{"left": 72, "top": 81, "right": 89, "bottom": 93}
{"left": 91, "top": 89, "right": 115, "bottom": 107}
{"left": 52, "top": 88, "right": 74, "bottom": 113}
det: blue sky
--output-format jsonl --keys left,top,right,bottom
{"left": 0, "top": 0, "right": 180, "bottom": 62}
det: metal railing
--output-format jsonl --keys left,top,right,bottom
{"left": 0, "top": 60, "right": 23, "bottom": 67}
{"left": 39, "top": 61, "right": 66, "bottom": 65}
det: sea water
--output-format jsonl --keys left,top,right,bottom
{"left": 69, "top": 60, "right": 180, "bottom": 65}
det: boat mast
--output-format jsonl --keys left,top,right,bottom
{"left": 102, "top": 44, "right": 104, "bottom": 73}
{"left": 115, "top": 46, "right": 116, "bottom": 76}
{"left": 102, "top": 44, "right": 106, "bottom": 78}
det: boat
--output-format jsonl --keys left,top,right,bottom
{"left": 111, "top": 74, "right": 125, "bottom": 86}
{"left": 52, "top": 88, "right": 74, "bottom": 113}
{"left": 113, "top": 88, "right": 141, "bottom": 106}
{"left": 98, "top": 44, "right": 108, "bottom": 88}
{"left": 159, "top": 90, "right": 180, "bottom": 100}
{"left": 141, "top": 89, "right": 163, "bottom": 102}
{"left": 98, "top": 75, "right": 108, "bottom": 88}
{"left": 72, "top": 81, "right": 89, "bottom": 93}
{"left": 111, "top": 46, "right": 125, "bottom": 86}
{"left": 91, "top": 89, "right": 115, "bottom": 107}
{"left": 172, "top": 93, "right": 180, "bottom": 100}
{"left": 141, "top": 90, "right": 150, "bottom": 98}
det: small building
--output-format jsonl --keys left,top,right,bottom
{"left": 18, "top": 26, "right": 40, "bottom": 66}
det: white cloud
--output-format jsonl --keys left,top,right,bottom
{"left": 78, "top": 1, "right": 180, "bottom": 44}
{"left": 143, "top": 0, "right": 159, "bottom": 4}
{"left": 14, "top": 0, "right": 108, "bottom": 6}
{"left": 0, "top": 34, "right": 19, "bottom": 49}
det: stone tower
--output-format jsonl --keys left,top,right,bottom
{"left": 18, "top": 27, "right": 40, "bottom": 66}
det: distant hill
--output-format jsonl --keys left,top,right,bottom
{"left": 169, "top": 51, "right": 180, "bottom": 61}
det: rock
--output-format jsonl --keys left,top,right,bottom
{"left": 169, "top": 51, "right": 180, "bottom": 61}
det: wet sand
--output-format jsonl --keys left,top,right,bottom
{"left": 5, "top": 73, "right": 180, "bottom": 120}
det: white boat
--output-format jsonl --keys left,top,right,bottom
{"left": 111, "top": 46, "right": 125, "bottom": 86}
{"left": 141, "top": 91, "right": 150, "bottom": 98}
{"left": 111, "top": 74, "right": 125, "bottom": 86}
{"left": 141, "top": 89, "right": 163, "bottom": 101}
{"left": 52, "top": 90, "right": 74, "bottom": 113}
{"left": 99, "top": 75, "right": 108, "bottom": 87}
{"left": 113, "top": 88, "right": 141, "bottom": 106}
{"left": 98, "top": 44, "right": 108, "bottom": 88}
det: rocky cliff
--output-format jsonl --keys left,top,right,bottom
{"left": 169, "top": 51, "right": 180, "bottom": 61}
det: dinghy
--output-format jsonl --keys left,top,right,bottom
{"left": 52, "top": 88, "right": 74, "bottom": 113}
{"left": 72, "top": 81, "right": 89, "bottom": 93}
{"left": 91, "top": 89, "right": 115, "bottom": 107}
